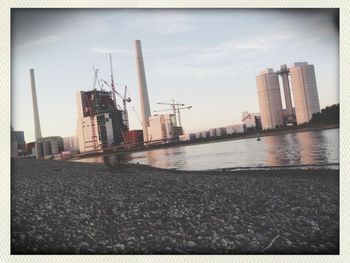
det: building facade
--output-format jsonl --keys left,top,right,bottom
{"left": 256, "top": 68, "right": 284, "bottom": 129}
{"left": 147, "top": 114, "right": 176, "bottom": 142}
{"left": 63, "top": 136, "right": 79, "bottom": 152}
{"left": 76, "top": 90, "right": 126, "bottom": 152}
{"left": 226, "top": 124, "right": 246, "bottom": 134}
{"left": 289, "top": 62, "right": 320, "bottom": 124}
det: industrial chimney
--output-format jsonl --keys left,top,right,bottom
{"left": 134, "top": 40, "right": 151, "bottom": 142}
{"left": 29, "top": 69, "right": 44, "bottom": 159}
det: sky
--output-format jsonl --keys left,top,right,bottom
{"left": 11, "top": 8, "right": 339, "bottom": 143}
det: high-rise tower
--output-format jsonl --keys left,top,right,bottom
{"left": 134, "top": 40, "right": 151, "bottom": 142}
{"left": 256, "top": 68, "right": 284, "bottom": 129}
{"left": 289, "top": 62, "right": 320, "bottom": 124}
{"left": 29, "top": 69, "right": 44, "bottom": 159}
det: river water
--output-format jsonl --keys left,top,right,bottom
{"left": 78, "top": 128, "right": 339, "bottom": 171}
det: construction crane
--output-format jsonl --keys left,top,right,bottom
{"left": 85, "top": 66, "right": 100, "bottom": 150}
{"left": 154, "top": 101, "right": 192, "bottom": 127}
{"left": 109, "top": 53, "right": 117, "bottom": 107}
{"left": 156, "top": 99, "right": 184, "bottom": 126}
{"left": 100, "top": 78, "right": 131, "bottom": 128}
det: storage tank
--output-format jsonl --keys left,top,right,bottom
{"left": 289, "top": 62, "right": 320, "bottom": 124}
{"left": 51, "top": 140, "right": 59, "bottom": 154}
{"left": 43, "top": 141, "right": 52, "bottom": 156}
{"left": 256, "top": 68, "right": 284, "bottom": 129}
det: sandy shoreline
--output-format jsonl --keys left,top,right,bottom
{"left": 11, "top": 158, "right": 339, "bottom": 254}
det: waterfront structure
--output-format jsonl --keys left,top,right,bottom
{"left": 179, "top": 133, "right": 196, "bottom": 141}
{"left": 200, "top": 131, "right": 210, "bottom": 139}
{"left": 209, "top": 127, "right": 227, "bottom": 137}
{"left": 241, "top": 112, "right": 262, "bottom": 130}
{"left": 195, "top": 132, "right": 202, "bottom": 139}
{"left": 209, "top": 128, "right": 217, "bottom": 137}
{"left": 147, "top": 114, "right": 176, "bottom": 142}
{"left": 135, "top": 40, "right": 151, "bottom": 142}
{"left": 215, "top": 127, "right": 227, "bottom": 137}
{"left": 29, "top": 69, "right": 44, "bottom": 159}
{"left": 256, "top": 68, "right": 284, "bottom": 129}
{"left": 76, "top": 90, "right": 125, "bottom": 152}
{"left": 289, "top": 62, "right": 320, "bottom": 124}
{"left": 226, "top": 124, "right": 246, "bottom": 134}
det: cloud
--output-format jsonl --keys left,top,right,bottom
{"left": 90, "top": 47, "right": 133, "bottom": 55}
{"left": 130, "top": 10, "right": 195, "bottom": 34}
{"left": 18, "top": 34, "right": 65, "bottom": 48}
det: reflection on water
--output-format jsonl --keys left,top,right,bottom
{"left": 77, "top": 129, "right": 339, "bottom": 171}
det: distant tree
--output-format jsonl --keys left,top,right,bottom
{"left": 309, "top": 104, "right": 339, "bottom": 125}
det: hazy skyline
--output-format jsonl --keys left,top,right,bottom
{"left": 12, "top": 9, "right": 339, "bottom": 142}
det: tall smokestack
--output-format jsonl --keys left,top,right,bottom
{"left": 30, "top": 69, "right": 44, "bottom": 159}
{"left": 134, "top": 40, "right": 151, "bottom": 142}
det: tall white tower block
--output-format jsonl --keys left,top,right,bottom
{"left": 290, "top": 62, "right": 320, "bottom": 124}
{"left": 256, "top": 68, "right": 284, "bottom": 129}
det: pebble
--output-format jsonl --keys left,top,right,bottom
{"left": 187, "top": 241, "right": 196, "bottom": 247}
{"left": 115, "top": 244, "right": 125, "bottom": 250}
{"left": 235, "top": 234, "right": 249, "bottom": 242}
{"left": 19, "top": 233, "right": 26, "bottom": 242}
{"left": 79, "top": 242, "right": 89, "bottom": 250}
{"left": 11, "top": 158, "right": 339, "bottom": 254}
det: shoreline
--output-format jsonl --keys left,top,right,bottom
{"left": 11, "top": 158, "right": 339, "bottom": 254}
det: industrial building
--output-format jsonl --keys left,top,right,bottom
{"left": 11, "top": 127, "right": 26, "bottom": 157}
{"left": 256, "top": 68, "right": 284, "bottom": 129}
{"left": 241, "top": 112, "right": 262, "bottom": 131}
{"left": 26, "top": 136, "right": 64, "bottom": 157}
{"left": 147, "top": 114, "right": 177, "bottom": 142}
{"left": 42, "top": 136, "right": 64, "bottom": 156}
{"left": 76, "top": 90, "right": 126, "bottom": 152}
{"left": 124, "top": 130, "right": 144, "bottom": 145}
{"left": 63, "top": 136, "right": 79, "bottom": 152}
{"left": 256, "top": 62, "right": 320, "bottom": 129}
{"left": 289, "top": 62, "right": 320, "bottom": 124}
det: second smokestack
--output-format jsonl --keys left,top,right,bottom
{"left": 134, "top": 40, "right": 151, "bottom": 142}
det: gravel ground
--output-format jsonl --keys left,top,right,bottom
{"left": 11, "top": 158, "right": 339, "bottom": 254}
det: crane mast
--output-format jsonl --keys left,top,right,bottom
{"left": 109, "top": 53, "right": 117, "bottom": 107}
{"left": 155, "top": 99, "right": 191, "bottom": 127}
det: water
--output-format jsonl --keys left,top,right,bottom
{"left": 77, "top": 128, "right": 339, "bottom": 171}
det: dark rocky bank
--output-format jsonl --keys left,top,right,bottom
{"left": 11, "top": 158, "right": 339, "bottom": 254}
